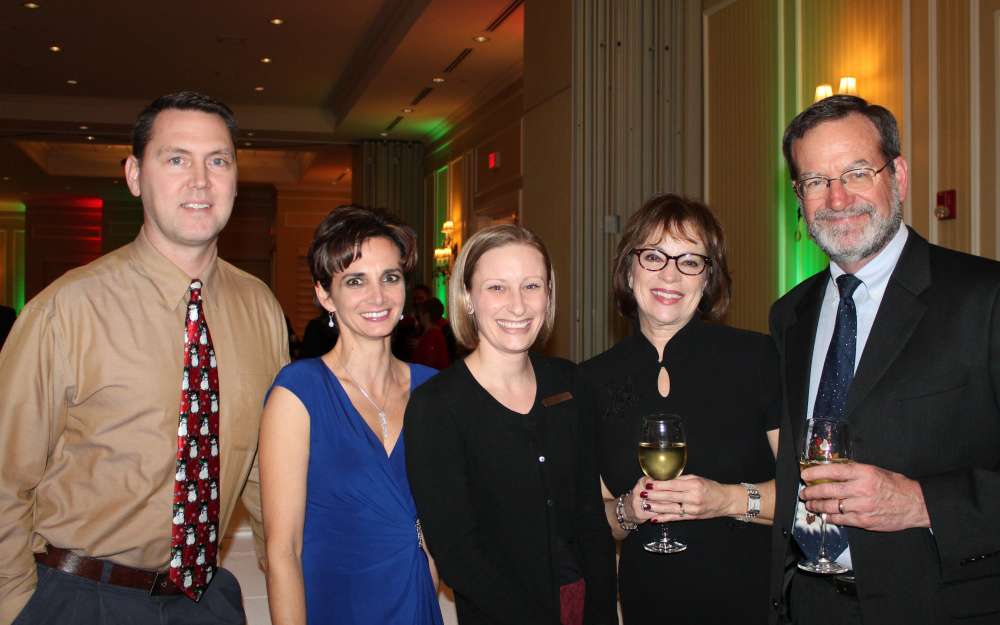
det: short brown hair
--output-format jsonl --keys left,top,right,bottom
{"left": 612, "top": 193, "right": 731, "bottom": 322}
{"left": 132, "top": 92, "right": 238, "bottom": 162}
{"left": 307, "top": 205, "right": 418, "bottom": 295}
{"left": 448, "top": 225, "right": 557, "bottom": 349}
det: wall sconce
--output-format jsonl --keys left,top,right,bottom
{"left": 434, "top": 220, "right": 458, "bottom": 278}
{"left": 837, "top": 77, "right": 859, "bottom": 96}
{"left": 814, "top": 84, "right": 833, "bottom": 102}
{"left": 433, "top": 247, "right": 453, "bottom": 278}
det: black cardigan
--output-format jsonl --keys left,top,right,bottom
{"left": 404, "top": 352, "right": 618, "bottom": 625}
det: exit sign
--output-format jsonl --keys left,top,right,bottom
{"left": 488, "top": 152, "right": 500, "bottom": 169}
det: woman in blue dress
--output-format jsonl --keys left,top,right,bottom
{"left": 260, "top": 205, "right": 443, "bottom": 625}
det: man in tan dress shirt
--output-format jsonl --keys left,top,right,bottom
{"left": 0, "top": 93, "right": 288, "bottom": 624}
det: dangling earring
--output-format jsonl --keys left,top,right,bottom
{"left": 328, "top": 311, "right": 336, "bottom": 328}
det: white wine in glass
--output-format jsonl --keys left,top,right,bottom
{"left": 797, "top": 418, "right": 852, "bottom": 574}
{"left": 638, "top": 415, "right": 687, "bottom": 554}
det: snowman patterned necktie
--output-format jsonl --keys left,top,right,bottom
{"left": 170, "top": 279, "right": 220, "bottom": 601}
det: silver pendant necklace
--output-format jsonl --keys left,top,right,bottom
{"left": 334, "top": 349, "right": 390, "bottom": 440}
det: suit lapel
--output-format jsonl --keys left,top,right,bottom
{"left": 845, "top": 228, "right": 931, "bottom": 418}
{"left": 785, "top": 273, "right": 828, "bottom": 445}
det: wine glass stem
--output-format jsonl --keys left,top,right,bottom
{"left": 817, "top": 512, "right": 830, "bottom": 560}
{"left": 661, "top": 523, "right": 670, "bottom": 543}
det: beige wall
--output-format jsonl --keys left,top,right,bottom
{"left": 273, "top": 184, "right": 353, "bottom": 338}
{"left": 704, "top": 0, "right": 1000, "bottom": 333}
{"left": 522, "top": 0, "right": 573, "bottom": 358}
{"left": 704, "top": 0, "right": 782, "bottom": 333}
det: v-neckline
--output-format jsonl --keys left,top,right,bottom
{"left": 322, "top": 360, "right": 403, "bottom": 459}
{"left": 460, "top": 355, "right": 541, "bottom": 418}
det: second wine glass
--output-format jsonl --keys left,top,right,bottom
{"left": 797, "top": 418, "right": 853, "bottom": 574}
{"left": 637, "top": 414, "right": 688, "bottom": 553}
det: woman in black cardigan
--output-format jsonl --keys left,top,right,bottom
{"left": 404, "top": 225, "right": 617, "bottom": 625}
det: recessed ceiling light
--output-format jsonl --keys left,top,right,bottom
{"left": 402, "top": 108, "right": 414, "bottom": 113}
{"left": 260, "top": 57, "right": 272, "bottom": 64}
{"left": 2, "top": 177, "right": 9, "bottom": 181}
{"left": 345, "top": 168, "right": 351, "bottom": 172}
{"left": 246, "top": 132, "right": 255, "bottom": 136}
{"left": 244, "top": 142, "right": 252, "bottom": 146}
{"left": 380, "top": 132, "right": 389, "bottom": 137}
{"left": 48, "top": 46, "right": 61, "bottom": 52}
{"left": 269, "top": 18, "right": 284, "bottom": 25}
{"left": 432, "top": 77, "right": 445, "bottom": 83}
{"left": 79, "top": 125, "right": 88, "bottom": 130}
{"left": 24, "top": 3, "right": 39, "bottom": 8}
{"left": 473, "top": 36, "right": 489, "bottom": 43}
{"left": 254, "top": 86, "right": 265, "bottom": 91}
{"left": 66, "top": 79, "right": 77, "bottom": 84}
{"left": 86, "top": 136, "right": 94, "bottom": 140}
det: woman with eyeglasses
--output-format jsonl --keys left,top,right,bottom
{"left": 579, "top": 193, "right": 780, "bottom": 624}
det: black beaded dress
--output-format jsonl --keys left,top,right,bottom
{"left": 580, "top": 315, "right": 780, "bottom": 624}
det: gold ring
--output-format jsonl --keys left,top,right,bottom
{"left": 838, "top": 499, "right": 845, "bottom": 515}
{"left": 679, "top": 503, "right": 686, "bottom": 518}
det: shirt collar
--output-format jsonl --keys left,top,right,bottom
{"left": 130, "top": 227, "right": 220, "bottom": 312}
{"left": 829, "top": 224, "right": 908, "bottom": 304}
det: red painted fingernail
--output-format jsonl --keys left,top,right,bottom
{"left": 642, "top": 502, "right": 651, "bottom": 510}
{"left": 651, "top": 518, "right": 659, "bottom": 524}
{"left": 639, "top": 491, "right": 648, "bottom": 499}
{"left": 646, "top": 483, "right": 654, "bottom": 489}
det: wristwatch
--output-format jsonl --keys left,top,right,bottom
{"left": 738, "top": 482, "right": 760, "bottom": 522}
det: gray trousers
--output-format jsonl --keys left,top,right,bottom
{"left": 12, "top": 564, "right": 246, "bottom": 625}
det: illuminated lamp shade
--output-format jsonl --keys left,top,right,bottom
{"left": 814, "top": 84, "right": 833, "bottom": 102}
{"left": 433, "top": 247, "right": 453, "bottom": 278}
{"left": 837, "top": 77, "right": 859, "bottom": 96}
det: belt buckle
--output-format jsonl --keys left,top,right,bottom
{"left": 149, "top": 572, "right": 174, "bottom": 596}
{"left": 832, "top": 573, "right": 857, "bottom": 597}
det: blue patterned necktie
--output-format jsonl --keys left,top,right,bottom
{"left": 794, "top": 273, "right": 861, "bottom": 562}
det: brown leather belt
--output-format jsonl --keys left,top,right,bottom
{"left": 34, "top": 546, "right": 184, "bottom": 596}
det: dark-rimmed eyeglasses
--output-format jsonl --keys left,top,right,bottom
{"left": 793, "top": 162, "right": 891, "bottom": 200}
{"left": 632, "top": 249, "right": 711, "bottom": 275}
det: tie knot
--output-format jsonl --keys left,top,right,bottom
{"left": 836, "top": 274, "right": 861, "bottom": 300}
{"left": 189, "top": 279, "right": 203, "bottom": 292}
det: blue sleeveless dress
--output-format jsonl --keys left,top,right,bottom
{"left": 268, "top": 358, "right": 443, "bottom": 624}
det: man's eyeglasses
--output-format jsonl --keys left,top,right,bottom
{"left": 632, "top": 249, "right": 711, "bottom": 276}
{"left": 793, "top": 162, "right": 891, "bottom": 200}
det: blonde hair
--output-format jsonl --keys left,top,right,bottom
{"left": 448, "top": 225, "right": 557, "bottom": 349}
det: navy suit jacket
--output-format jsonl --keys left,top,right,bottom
{"left": 768, "top": 227, "right": 1000, "bottom": 623}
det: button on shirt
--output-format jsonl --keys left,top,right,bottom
{"left": 0, "top": 229, "right": 289, "bottom": 623}
{"left": 806, "top": 224, "right": 909, "bottom": 568}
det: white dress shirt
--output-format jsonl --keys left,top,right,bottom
{"left": 804, "top": 224, "right": 909, "bottom": 568}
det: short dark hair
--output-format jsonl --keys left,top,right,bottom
{"left": 132, "top": 92, "right": 239, "bottom": 161}
{"left": 782, "top": 95, "right": 900, "bottom": 180}
{"left": 449, "top": 225, "right": 556, "bottom": 349}
{"left": 612, "top": 193, "right": 731, "bottom": 322}
{"left": 417, "top": 297, "right": 445, "bottom": 323}
{"left": 413, "top": 284, "right": 432, "bottom": 297}
{"left": 307, "top": 205, "right": 418, "bottom": 294}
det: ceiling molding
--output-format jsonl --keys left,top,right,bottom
{"left": 326, "top": 0, "right": 433, "bottom": 126}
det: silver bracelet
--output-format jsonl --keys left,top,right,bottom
{"left": 616, "top": 492, "right": 638, "bottom": 531}
{"left": 737, "top": 482, "right": 760, "bottom": 522}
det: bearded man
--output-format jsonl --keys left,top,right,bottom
{"left": 768, "top": 95, "right": 1000, "bottom": 624}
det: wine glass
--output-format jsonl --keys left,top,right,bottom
{"left": 637, "top": 415, "right": 688, "bottom": 553}
{"left": 797, "top": 418, "right": 853, "bottom": 574}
